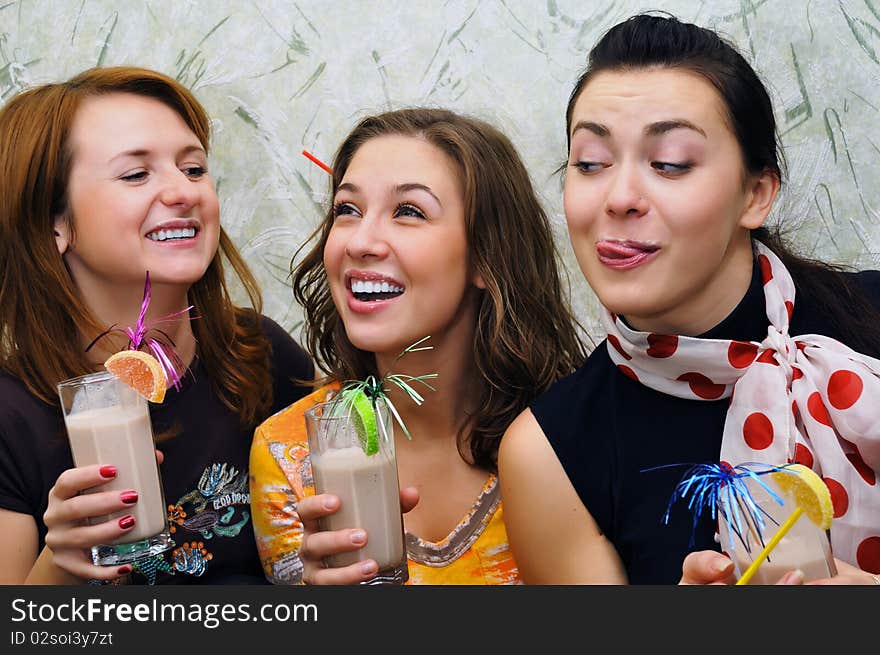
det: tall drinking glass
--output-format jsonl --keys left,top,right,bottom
{"left": 719, "top": 475, "right": 836, "bottom": 584}
{"left": 305, "top": 400, "right": 408, "bottom": 585}
{"left": 58, "top": 371, "right": 172, "bottom": 565}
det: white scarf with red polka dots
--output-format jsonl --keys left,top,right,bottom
{"left": 601, "top": 241, "right": 880, "bottom": 574}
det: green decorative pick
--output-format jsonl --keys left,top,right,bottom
{"left": 333, "top": 336, "right": 438, "bottom": 446}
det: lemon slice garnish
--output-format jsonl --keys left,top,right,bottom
{"left": 771, "top": 463, "right": 833, "bottom": 530}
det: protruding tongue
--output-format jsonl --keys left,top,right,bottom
{"left": 597, "top": 241, "right": 652, "bottom": 259}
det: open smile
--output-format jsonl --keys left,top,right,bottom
{"left": 145, "top": 219, "right": 200, "bottom": 243}
{"left": 345, "top": 270, "right": 405, "bottom": 313}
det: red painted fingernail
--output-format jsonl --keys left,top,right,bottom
{"left": 120, "top": 491, "right": 138, "bottom": 504}
{"left": 117, "top": 565, "right": 132, "bottom": 575}
{"left": 100, "top": 466, "right": 117, "bottom": 478}
{"left": 118, "top": 515, "right": 135, "bottom": 529}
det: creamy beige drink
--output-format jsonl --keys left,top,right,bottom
{"left": 311, "top": 445, "right": 406, "bottom": 571}
{"left": 305, "top": 399, "right": 409, "bottom": 584}
{"left": 720, "top": 475, "right": 836, "bottom": 584}
{"left": 58, "top": 371, "right": 172, "bottom": 565}
{"left": 65, "top": 404, "right": 167, "bottom": 543}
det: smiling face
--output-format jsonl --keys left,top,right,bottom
{"left": 58, "top": 92, "right": 220, "bottom": 305}
{"left": 564, "top": 68, "right": 778, "bottom": 335}
{"left": 323, "top": 134, "right": 481, "bottom": 359}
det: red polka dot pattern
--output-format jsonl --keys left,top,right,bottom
{"left": 676, "top": 373, "right": 725, "bottom": 400}
{"left": 727, "top": 341, "right": 759, "bottom": 368}
{"left": 823, "top": 477, "right": 849, "bottom": 517}
{"left": 617, "top": 365, "right": 638, "bottom": 382}
{"left": 791, "top": 443, "right": 814, "bottom": 469}
{"left": 607, "top": 334, "right": 632, "bottom": 361}
{"left": 600, "top": 242, "right": 880, "bottom": 571}
{"left": 857, "top": 537, "right": 880, "bottom": 574}
{"left": 807, "top": 392, "right": 832, "bottom": 427}
{"left": 846, "top": 451, "right": 876, "bottom": 486}
{"left": 827, "top": 369, "right": 863, "bottom": 410}
{"left": 646, "top": 334, "right": 678, "bottom": 358}
{"left": 742, "top": 412, "right": 773, "bottom": 450}
{"left": 758, "top": 254, "right": 773, "bottom": 284}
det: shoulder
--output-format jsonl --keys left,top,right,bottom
{"left": 847, "top": 269, "right": 880, "bottom": 309}
{"left": 530, "top": 345, "right": 611, "bottom": 423}
{"left": 254, "top": 382, "right": 339, "bottom": 446}
{"left": 0, "top": 372, "right": 56, "bottom": 435}
{"left": 257, "top": 315, "right": 313, "bottom": 374}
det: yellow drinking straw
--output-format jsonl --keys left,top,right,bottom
{"left": 736, "top": 464, "right": 833, "bottom": 585}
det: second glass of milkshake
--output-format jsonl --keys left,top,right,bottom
{"left": 305, "top": 398, "right": 408, "bottom": 585}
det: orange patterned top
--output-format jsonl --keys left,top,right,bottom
{"left": 249, "top": 384, "right": 520, "bottom": 585}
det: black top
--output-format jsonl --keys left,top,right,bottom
{"left": 531, "top": 264, "right": 880, "bottom": 584}
{"left": 0, "top": 315, "right": 313, "bottom": 585}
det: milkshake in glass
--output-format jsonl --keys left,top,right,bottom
{"left": 718, "top": 475, "right": 836, "bottom": 584}
{"left": 305, "top": 399, "right": 408, "bottom": 584}
{"left": 58, "top": 371, "right": 172, "bottom": 565}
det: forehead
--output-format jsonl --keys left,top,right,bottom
{"left": 69, "top": 93, "right": 196, "bottom": 155}
{"left": 571, "top": 68, "right": 731, "bottom": 135}
{"left": 343, "top": 134, "right": 461, "bottom": 189}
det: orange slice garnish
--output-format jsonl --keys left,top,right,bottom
{"left": 104, "top": 350, "right": 166, "bottom": 403}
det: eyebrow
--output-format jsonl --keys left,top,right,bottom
{"left": 336, "top": 182, "right": 443, "bottom": 208}
{"left": 570, "top": 119, "right": 707, "bottom": 139}
{"left": 108, "top": 144, "right": 206, "bottom": 164}
{"left": 644, "top": 119, "right": 707, "bottom": 138}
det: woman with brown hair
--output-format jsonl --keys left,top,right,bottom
{"left": 0, "top": 66, "right": 313, "bottom": 584}
{"left": 250, "top": 108, "right": 586, "bottom": 584}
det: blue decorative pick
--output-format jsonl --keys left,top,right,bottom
{"left": 649, "top": 462, "right": 792, "bottom": 552}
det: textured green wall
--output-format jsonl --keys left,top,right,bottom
{"left": 3, "top": 0, "right": 878, "bottom": 340}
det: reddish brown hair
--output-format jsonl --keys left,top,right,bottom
{"left": 0, "top": 66, "right": 272, "bottom": 424}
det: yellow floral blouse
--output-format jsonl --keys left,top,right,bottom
{"left": 249, "top": 384, "right": 520, "bottom": 585}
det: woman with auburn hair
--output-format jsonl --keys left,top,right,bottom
{"left": 250, "top": 108, "right": 586, "bottom": 584}
{"left": 0, "top": 66, "right": 313, "bottom": 584}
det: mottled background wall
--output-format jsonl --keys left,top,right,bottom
{"left": 3, "top": 0, "right": 879, "bottom": 342}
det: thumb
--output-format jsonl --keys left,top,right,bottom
{"left": 680, "top": 550, "right": 734, "bottom": 585}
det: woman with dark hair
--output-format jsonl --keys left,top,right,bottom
{"left": 499, "top": 13, "right": 880, "bottom": 585}
{"left": 0, "top": 67, "right": 313, "bottom": 584}
{"left": 250, "top": 108, "right": 586, "bottom": 584}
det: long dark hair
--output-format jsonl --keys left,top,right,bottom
{"left": 0, "top": 67, "right": 273, "bottom": 423}
{"left": 566, "top": 13, "right": 880, "bottom": 355}
{"left": 293, "top": 108, "right": 586, "bottom": 470}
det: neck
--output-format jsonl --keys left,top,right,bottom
{"left": 373, "top": 319, "right": 479, "bottom": 453}
{"left": 80, "top": 281, "right": 196, "bottom": 368}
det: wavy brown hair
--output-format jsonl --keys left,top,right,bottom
{"left": 0, "top": 66, "right": 272, "bottom": 424}
{"left": 293, "top": 108, "right": 586, "bottom": 470}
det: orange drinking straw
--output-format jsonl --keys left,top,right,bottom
{"left": 301, "top": 149, "right": 333, "bottom": 175}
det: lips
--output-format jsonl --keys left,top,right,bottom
{"left": 344, "top": 269, "right": 405, "bottom": 314}
{"left": 595, "top": 240, "right": 660, "bottom": 270}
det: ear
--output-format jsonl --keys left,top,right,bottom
{"left": 472, "top": 270, "right": 486, "bottom": 290}
{"left": 738, "top": 169, "right": 780, "bottom": 230}
{"left": 53, "top": 214, "right": 72, "bottom": 255}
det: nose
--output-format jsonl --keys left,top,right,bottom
{"left": 344, "top": 215, "right": 390, "bottom": 260}
{"left": 158, "top": 169, "right": 200, "bottom": 210}
{"left": 605, "top": 161, "right": 649, "bottom": 219}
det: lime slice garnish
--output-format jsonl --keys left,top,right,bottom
{"left": 342, "top": 388, "right": 379, "bottom": 456}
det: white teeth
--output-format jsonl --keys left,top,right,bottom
{"left": 147, "top": 227, "right": 196, "bottom": 242}
{"left": 350, "top": 278, "right": 404, "bottom": 295}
